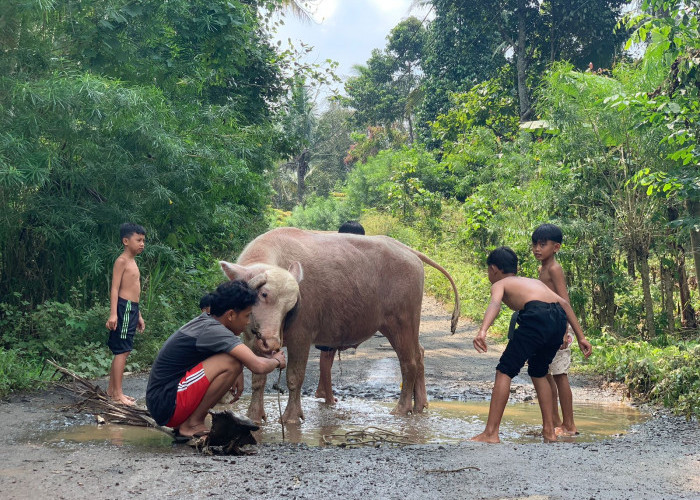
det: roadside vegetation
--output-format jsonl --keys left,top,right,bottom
{"left": 1, "top": 1, "right": 697, "bottom": 418}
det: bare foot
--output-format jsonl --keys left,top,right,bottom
{"left": 177, "top": 423, "right": 210, "bottom": 438}
{"left": 555, "top": 426, "right": 579, "bottom": 436}
{"left": 107, "top": 391, "right": 135, "bottom": 403}
{"left": 543, "top": 432, "right": 558, "bottom": 443}
{"left": 111, "top": 394, "right": 136, "bottom": 406}
{"left": 315, "top": 388, "right": 325, "bottom": 399}
{"left": 470, "top": 432, "right": 500, "bottom": 444}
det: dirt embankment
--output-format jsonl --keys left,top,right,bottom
{"left": 0, "top": 296, "right": 698, "bottom": 500}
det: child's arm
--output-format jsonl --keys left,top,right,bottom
{"left": 105, "top": 258, "right": 126, "bottom": 331}
{"left": 473, "top": 282, "right": 505, "bottom": 353}
{"left": 556, "top": 300, "right": 592, "bottom": 358}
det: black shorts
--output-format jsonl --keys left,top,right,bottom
{"left": 107, "top": 297, "right": 139, "bottom": 355}
{"left": 496, "top": 301, "right": 566, "bottom": 379}
{"left": 315, "top": 345, "right": 335, "bottom": 352}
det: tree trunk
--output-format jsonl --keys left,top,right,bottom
{"left": 687, "top": 199, "right": 700, "bottom": 291}
{"left": 515, "top": 0, "right": 531, "bottom": 120}
{"left": 636, "top": 249, "right": 655, "bottom": 338}
{"left": 677, "top": 246, "right": 698, "bottom": 330}
{"left": 296, "top": 149, "right": 310, "bottom": 204}
{"left": 626, "top": 249, "right": 635, "bottom": 278}
{"left": 660, "top": 258, "right": 675, "bottom": 334}
{"left": 599, "top": 252, "right": 616, "bottom": 328}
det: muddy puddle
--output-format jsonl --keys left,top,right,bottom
{"left": 41, "top": 395, "right": 649, "bottom": 450}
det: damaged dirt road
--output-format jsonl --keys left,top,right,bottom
{"left": 0, "top": 296, "right": 698, "bottom": 500}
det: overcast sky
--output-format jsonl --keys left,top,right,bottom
{"left": 271, "top": 0, "right": 433, "bottom": 107}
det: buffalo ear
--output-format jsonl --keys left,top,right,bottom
{"left": 220, "top": 261, "right": 249, "bottom": 281}
{"left": 288, "top": 261, "right": 303, "bottom": 283}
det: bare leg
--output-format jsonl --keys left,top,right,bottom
{"left": 554, "top": 374, "right": 578, "bottom": 435}
{"left": 315, "top": 350, "right": 337, "bottom": 404}
{"left": 471, "top": 370, "right": 512, "bottom": 443}
{"left": 107, "top": 352, "right": 135, "bottom": 406}
{"left": 546, "top": 373, "right": 562, "bottom": 427}
{"left": 177, "top": 354, "right": 241, "bottom": 437}
{"left": 532, "top": 375, "right": 557, "bottom": 442}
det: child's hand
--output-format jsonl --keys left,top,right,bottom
{"left": 229, "top": 373, "right": 244, "bottom": 403}
{"left": 137, "top": 316, "right": 145, "bottom": 333}
{"left": 473, "top": 331, "right": 488, "bottom": 353}
{"left": 106, "top": 314, "right": 117, "bottom": 331}
{"left": 578, "top": 338, "right": 592, "bottom": 359}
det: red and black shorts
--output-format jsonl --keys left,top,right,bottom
{"left": 166, "top": 363, "right": 211, "bottom": 428}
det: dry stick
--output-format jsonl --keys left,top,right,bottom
{"left": 45, "top": 359, "right": 174, "bottom": 436}
{"left": 278, "top": 329, "right": 285, "bottom": 442}
{"left": 322, "top": 427, "right": 418, "bottom": 447}
{"left": 276, "top": 366, "right": 285, "bottom": 442}
{"left": 424, "top": 466, "right": 480, "bottom": 473}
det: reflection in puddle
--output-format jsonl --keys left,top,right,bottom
{"left": 41, "top": 424, "right": 177, "bottom": 451}
{"left": 43, "top": 396, "right": 648, "bottom": 448}
{"left": 243, "top": 396, "right": 648, "bottom": 446}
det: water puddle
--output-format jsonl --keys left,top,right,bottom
{"left": 252, "top": 396, "right": 649, "bottom": 446}
{"left": 42, "top": 396, "right": 649, "bottom": 449}
{"left": 40, "top": 423, "right": 179, "bottom": 452}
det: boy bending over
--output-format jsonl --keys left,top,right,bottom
{"left": 471, "top": 247, "right": 592, "bottom": 443}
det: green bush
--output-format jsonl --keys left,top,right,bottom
{"left": 284, "top": 195, "right": 359, "bottom": 231}
{"left": 0, "top": 349, "right": 45, "bottom": 398}
{"left": 583, "top": 333, "right": 700, "bottom": 419}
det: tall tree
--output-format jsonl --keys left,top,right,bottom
{"left": 419, "top": 0, "right": 628, "bottom": 123}
{"left": 342, "top": 17, "right": 427, "bottom": 137}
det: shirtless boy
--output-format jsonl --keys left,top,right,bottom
{"left": 471, "top": 247, "right": 592, "bottom": 443}
{"left": 532, "top": 223, "right": 578, "bottom": 436}
{"left": 105, "top": 222, "right": 146, "bottom": 406}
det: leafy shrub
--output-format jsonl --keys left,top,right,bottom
{"left": 583, "top": 333, "right": 699, "bottom": 419}
{"left": 0, "top": 349, "right": 45, "bottom": 398}
{"left": 284, "top": 195, "right": 359, "bottom": 231}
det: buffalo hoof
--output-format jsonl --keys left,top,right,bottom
{"left": 281, "top": 409, "right": 305, "bottom": 425}
{"left": 413, "top": 402, "right": 428, "bottom": 413}
{"left": 390, "top": 404, "right": 413, "bottom": 416}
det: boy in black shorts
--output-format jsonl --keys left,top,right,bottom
{"left": 471, "top": 247, "right": 592, "bottom": 443}
{"left": 105, "top": 223, "right": 146, "bottom": 406}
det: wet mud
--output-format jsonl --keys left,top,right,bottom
{"left": 0, "top": 295, "right": 698, "bottom": 500}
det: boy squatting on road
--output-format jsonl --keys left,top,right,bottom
{"left": 146, "top": 280, "right": 286, "bottom": 439}
{"left": 472, "top": 247, "right": 592, "bottom": 443}
{"left": 315, "top": 220, "right": 366, "bottom": 404}
{"left": 105, "top": 222, "right": 146, "bottom": 406}
{"left": 531, "top": 223, "right": 579, "bottom": 436}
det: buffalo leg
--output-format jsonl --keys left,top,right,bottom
{"left": 384, "top": 319, "right": 424, "bottom": 415}
{"left": 281, "top": 340, "right": 311, "bottom": 424}
{"left": 412, "top": 343, "right": 428, "bottom": 412}
{"left": 247, "top": 372, "right": 268, "bottom": 424}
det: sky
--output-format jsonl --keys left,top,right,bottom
{"left": 271, "top": 0, "right": 433, "bottom": 107}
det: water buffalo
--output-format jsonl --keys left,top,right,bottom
{"left": 220, "top": 227, "right": 460, "bottom": 424}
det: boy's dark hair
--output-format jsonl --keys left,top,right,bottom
{"left": 338, "top": 220, "right": 365, "bottom": 235}
{"left": 487, "top": 246, "right": 518, "bottom": 274}
{"left": 209, "top": 280, "right": 258, "bottom": 316}
{"left": 531, "top": 223, "right": 562, "bottom": 244}
{"left": 199, "top": 293, "right": 215, "bottom": 310}
{"left": 120, "top": 222, "right": 146, "bottom": 240}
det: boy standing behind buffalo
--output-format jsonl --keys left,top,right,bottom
{"left": 471, "top": 247, "right": 592, "bottom": 443}
{"left": 105, "top": 222, "right": 146, "bottom": 406}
